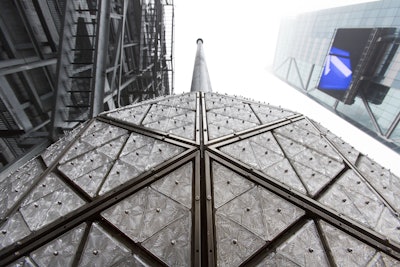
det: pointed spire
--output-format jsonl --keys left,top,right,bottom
{"left": 190, "top": 39, "right": 212, "bottom": 92}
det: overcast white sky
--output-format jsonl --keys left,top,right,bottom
{"left": 172, "top": 0, "right": 400, "bottom": 176}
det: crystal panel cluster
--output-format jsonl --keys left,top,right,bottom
{"left": 1, "top": 92, "right": 400, "bottom": 266}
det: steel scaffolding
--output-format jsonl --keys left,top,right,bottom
{"left": 0, "top": 0, "right": 174, "bottom": 172}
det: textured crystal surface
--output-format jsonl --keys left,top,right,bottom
{"left": 2, "top": 92, "right": 400, "bottom": 267}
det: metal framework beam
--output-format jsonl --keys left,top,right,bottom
{"left": 90, "top": 0, "right": 111, "bottom": 117}
{"left": 51, "top": 0, "right": 174, "bottom": 139}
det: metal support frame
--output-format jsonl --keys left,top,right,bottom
{"left": 0, "top": 77, "right": 33, "bottom": 130}
{"left": 386, "top": 111, "right": 400, "bottom": 139}
{"left": 90, "top": 0, "right": 111, "bottom": 117}
{"left": 0, "top": 58, "right": 57, "bottom": 76}
{"left": 0, "top": 3, "right": 57, "bottom": 170}
{"left": 51, "top": 0, "right": 174, "bottom": 139}
{"left": 360, "top": 91, "right": 384, "bottom": 136}
{"left": 291, "top": 58, "right": 306, "bottom": 90}
{"left": 305, "top": 64, "right": 315, "bottom": 91}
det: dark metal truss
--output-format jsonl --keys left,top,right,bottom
{"left": 51, "top": 0, "right": 174, "bottom": 138}
{"left": 0, "top": 0, "right": 174, "bottom": 172}
{"left": 0, "top": 92, "right": 399, "bottom": 266}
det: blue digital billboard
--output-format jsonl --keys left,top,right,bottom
{"left": 318, "top": 28, "right": 373, "bottom": 101}
{"left": 319, "top": 47, "right": 352, "bottom": 90}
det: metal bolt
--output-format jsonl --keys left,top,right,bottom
{"left": 232, "top": 239, "right": 238, "bottom": 245}
{"left": 93, "top": 250, "right": 98, "bottom": 255}
{"left": 171, "top": 240, "right": 176, "bottom": 245}
{"left": 53, "top": 251, "right": 59, "bottom": 256}
{"left": 207, "top": 195, "right": 212, "bottom": 201}
{"left": 34, "top": 203, "right": 39, "bottom": 208}
{"left": 2, "top": 230, "right": 7, "bottom": 234}
{"left": 156, "top": 208, "right": 161, "bottom": 213}
{"left": 246, "top": 207, "right": 251, "bottom": 212}
{"left": 195, "top": 196, "right": 200, "bottom": 201}
{"left": 175, "top": 180, "right": 179, "bottom": 185}
{"left": 308, "top": 248, "right": 313, "bottom": 253}
{"left": 125, "top": 210, "right": 129, "bottom": 214}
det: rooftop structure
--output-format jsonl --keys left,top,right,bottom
{"left": 1, "top": 39, "right": 400, "bottom": 266}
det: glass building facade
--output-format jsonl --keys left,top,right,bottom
{"left": 273, "top": 0, "right": 400, "bottom": 154}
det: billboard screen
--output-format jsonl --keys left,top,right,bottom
{"left": 318, "top": 28, "right": 374, "bottom": 101}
